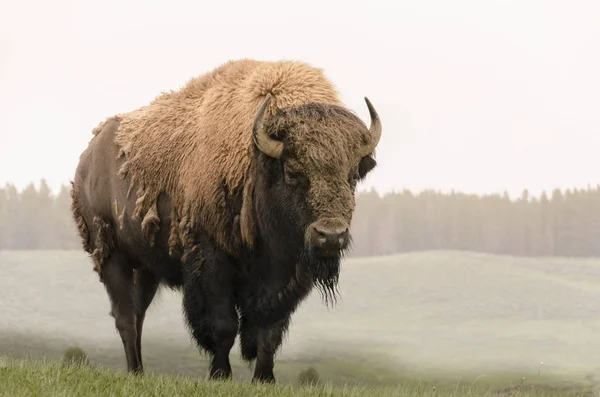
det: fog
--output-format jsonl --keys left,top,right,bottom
{"left": 1, "top": 0, "right": 599, "bottom": 197}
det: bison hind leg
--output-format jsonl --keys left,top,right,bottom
{"left": 101, "top": 250, "right": 143, "bottom": 374}
{"left": 133, "top": 268, "right": 159, "bottom": 371}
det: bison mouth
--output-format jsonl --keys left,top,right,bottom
{"left": 300, "top": 217, "right": 352, "bottom": 305}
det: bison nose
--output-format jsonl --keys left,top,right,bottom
{"left": 311, "top": 224, "right": 350, "bottom": 252}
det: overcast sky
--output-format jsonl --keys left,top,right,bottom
{"left": 1, "top": 0, "right": 598, "bottom": 198}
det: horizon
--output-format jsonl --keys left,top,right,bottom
{"left": 4, "top": 177, "right": 599, "bottom": 202}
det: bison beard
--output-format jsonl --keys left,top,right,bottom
{"left": 302, "top": 247, "right": 342, "bottom": 305}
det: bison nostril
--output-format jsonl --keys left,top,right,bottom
{"left": 312, "top": 226, "right": 349, "bottom": 250}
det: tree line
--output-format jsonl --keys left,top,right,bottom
{"left": 351, "top": 187, "right": 600, "bottom": 257}
{"left": 1, "top": 180, "right": 599, "bottom": 257}
{"left": 0, "top": 181, "right": 79, "bottom": 250}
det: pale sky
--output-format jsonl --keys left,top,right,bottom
{"left": 1, "top": 0, "right": 599, "bottom": 198}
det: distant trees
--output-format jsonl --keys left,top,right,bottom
{"left": 350, "top": 186, "right": 600, "bottom": 258}
{"left": 0, "top": 180, "right": 599, "bottom": 257}
{"left": 0, "top": 180, "right": 80, "bottom": 250}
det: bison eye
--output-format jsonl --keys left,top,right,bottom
{"left": 284, "top": 166, "right": 307, "bottom": 186}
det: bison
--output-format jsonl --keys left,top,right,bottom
{"left": 70, "top": 59, "right": 382, "bottom": 383}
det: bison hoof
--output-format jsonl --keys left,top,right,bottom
{"left": 129, "top": 366, "right": 144, "bottom": 376}
{"left": 208, "top": 369, "right": 232, "bottom": 381}
{"left": 252, "top": 374, "right": 276, "bottom": 384}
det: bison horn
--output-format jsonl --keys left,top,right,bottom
{"left": 253, "top": 94, "right": 283, "bottom": 159}
{"left": 360, "top": 97, "right": 382, "bottom": 157}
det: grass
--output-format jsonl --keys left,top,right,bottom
{"left": 0, "top": 357, "right": 592, "bottom": 397}
{"left": 2, "top": 250, "right": 600, "bottom": 395}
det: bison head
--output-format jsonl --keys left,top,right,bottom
{"left": 252, "top": 94, "right": 381, "bottom": 299}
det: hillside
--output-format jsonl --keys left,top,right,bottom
{"left": 1, "top": 250, "right": 600, "bottom": 390}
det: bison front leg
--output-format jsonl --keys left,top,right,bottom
{"left": 240, "top": 316, "right": 290, "bottom": 383}
{"left": 254, "top": 320, "right": 289, "bottom": 383}
{"left": 182, "top": 250, "right": 238, "bottom": 380}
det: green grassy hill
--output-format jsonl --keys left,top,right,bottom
{"left": 0, "top": 357, "right": 590, "bottom": 397}
{"left": 1, "top": 250, "right": 600, "bottom": 394}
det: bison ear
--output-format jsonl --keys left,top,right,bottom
{"left": 358, "top": 155, "right": 377, "bottom": 180}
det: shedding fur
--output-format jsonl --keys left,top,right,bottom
{"left": 91, "top": 216, "right": 116, "bottom": 279}
{"left": 111, "top": 59, "right": 344, "bottom": 254}
{"left": 117, "top": 161, "right": 129, "bottom": 179}
{"left": 118, "top": 207, "right": 126, "bottom": 231}
{"left": 70, "top": 184, "right": 91, "bottom": 254}
{"left": 141, "top": 201, "right": 160, "bottom": 246}
{"left": 92, "top": 115, "right": 121, "bottom": 136}
{"left": 168, "top": 207, "right": 182, "bottom": 257}
{"left": 126, "top": 175, "right": 138, "bottom": 199}
{"left": 177, "top": 216, "right": 197, "bottom": 262}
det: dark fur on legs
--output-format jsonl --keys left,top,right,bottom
{"left": 239, "top": 315, "right": 290, "bottom": 383}
{"left": 182, "top": 246, "right": 239, "bottom": 380}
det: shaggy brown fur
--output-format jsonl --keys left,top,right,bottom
{"left": 111, "top": 59, "right": 357, "bottom": 255}
{"left": 70, "top": 180, "right": 115, "bottom": 278}
{"left": 71, "top": 58, "right": 381, "bottom": 382}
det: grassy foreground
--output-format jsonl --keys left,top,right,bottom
{"left": 0, "top": 357, "right": 591, "bottom": 397}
